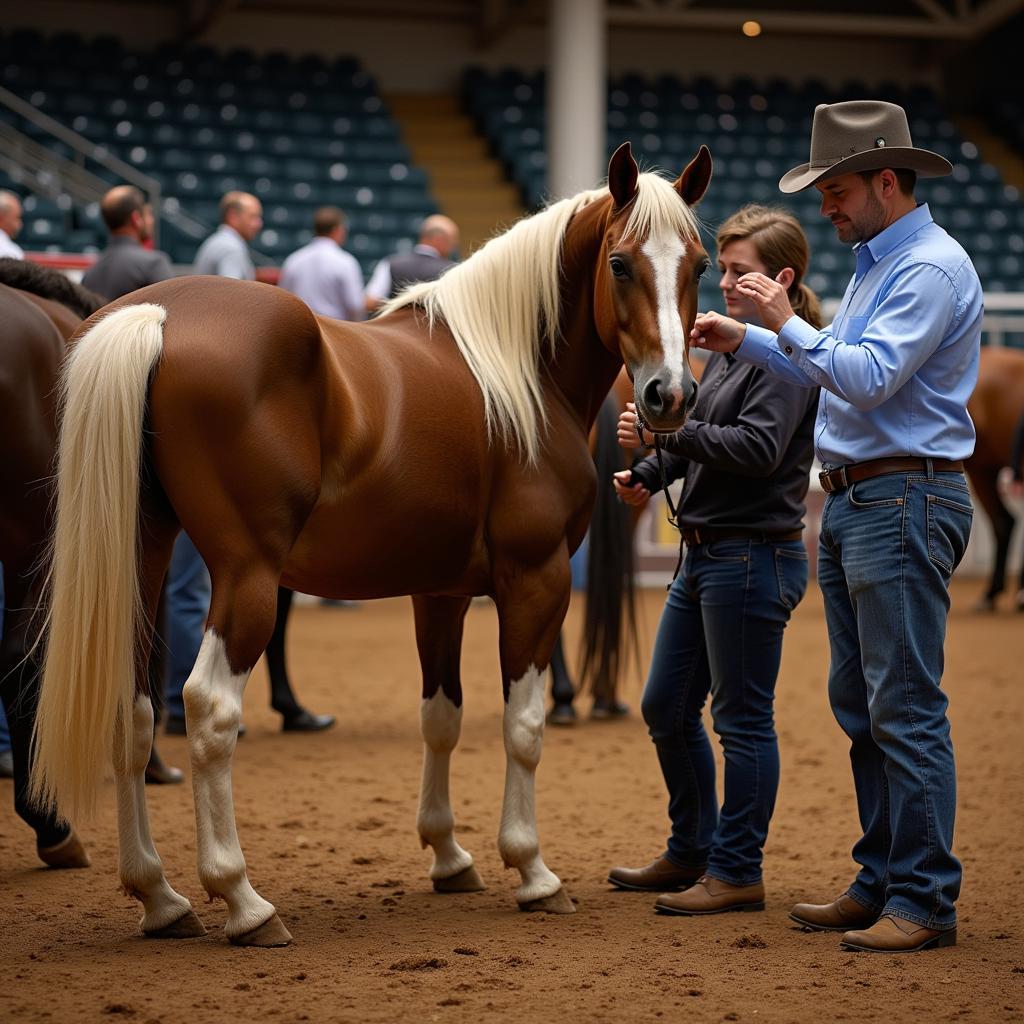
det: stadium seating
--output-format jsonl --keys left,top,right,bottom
{"left": 0, "top": 29, "right": 438, "bottom": 273}
{"left": 462, "top": 67, "right": 1024, "bottom": 308}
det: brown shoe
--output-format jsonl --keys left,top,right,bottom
{"left": 608, "top": 856, "right": 705, "bottom": 893}
{"left": 654, "top": 874, "right": 765, "bottom": 915}
{"left": 790, "top": 893, "right": 879, "bottom": 932}
{"left": 840, "top": 915, "right": 956, "bottom": 953}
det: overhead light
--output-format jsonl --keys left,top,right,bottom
{"left": 742, "top": 20, "right": 762, "bottom": 37}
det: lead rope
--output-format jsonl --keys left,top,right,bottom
{"left": 635, "top": 409, "right": 685, "bottom": 589}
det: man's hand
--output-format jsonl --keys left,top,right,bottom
{"left": 735, "top": 272, "right": 795, "bottom": 334}
{"left": 617, "top": 402, "right": 653, "bottom": 450}
{"left": 613, "top": 470, "right": 651, "bottom": 507}
{"left": 690, "top": 311, "right": 746, "bottom": 353}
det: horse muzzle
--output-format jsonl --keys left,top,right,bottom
{"left": 635, "top": 370, "right": 699, "bottom": 432}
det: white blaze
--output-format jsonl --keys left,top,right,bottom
{"left": 641, "top": 234, "right": 688, "bottom": 392}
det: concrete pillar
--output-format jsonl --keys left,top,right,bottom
{"left": 547, "top": 0, "right": 606, "bottom": 200}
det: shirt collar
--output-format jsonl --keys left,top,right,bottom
{"left": 855, "top": 203, "right": 933, "bottom": 266}
{"left": 218, "top": 224, "right": 247, "bottom": 244}
{"left": 413, "top": 243, "right": 441, "bottom": 257}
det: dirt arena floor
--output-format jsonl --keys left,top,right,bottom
{"left": 1, "top": 578, "right": 1022, "bottom": 1023}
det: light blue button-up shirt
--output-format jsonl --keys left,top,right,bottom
{"left": 737, "top": 204, "right": 982, "bottom": 466}
{"left": 193, "top": 224, "right": 255, "bottom": 281}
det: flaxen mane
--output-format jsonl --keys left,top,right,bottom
{"left": 381, "top": 173, "right": 701, "bottom": 465}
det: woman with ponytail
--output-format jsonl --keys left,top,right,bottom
{"left": 606, "top": 205, "right": 822, "bottom": 916}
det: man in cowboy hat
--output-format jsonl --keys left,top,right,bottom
{"left": 689, "top": 100, "right": 982, "bottom": 953}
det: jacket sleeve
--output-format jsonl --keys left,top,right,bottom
{"left": 660, "top": 374, "right": 817, "bottom": 478}
{"left": 628, "top": 448, "right": 688, "bottom": 491}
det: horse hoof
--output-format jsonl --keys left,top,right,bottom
{"left": 547, "top": 703, "right": 577, "bottom": 727}
{"left": 519, "top": 888, "right": 576, "bottom": 914}
{"left": 229, "top": 912, "right": 293, "bottom": 948}
{"left": 146, "top": 908, "right": 207, "bottom": 939}
{"left": 37, "top": 830, "right": 91, "bottom": 869}
{"left": 433, "top": 864, "right": 486, "bottom": 892}
{"left": 1014, "top": 591, "right": 1024, "bottom": 612}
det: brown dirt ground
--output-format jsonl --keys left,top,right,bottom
{"left": 1, "top": 579, "right": 1022, "bottom": 1024}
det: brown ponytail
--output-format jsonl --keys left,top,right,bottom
{"left": 716, "top": 205, "right": 823, "bottom": 329}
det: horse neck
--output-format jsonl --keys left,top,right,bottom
{"left": 545, "top": 200, "right": 623, "bottom": 432}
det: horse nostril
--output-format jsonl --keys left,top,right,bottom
{"left": 642, "top": 376, "right": 666, "bottom": 416}
{"left": 686, "top": 379, "right": 699, "bottom": 413}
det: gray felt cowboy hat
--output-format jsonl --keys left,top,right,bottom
{"left": 779, "top": 100, "right": 953, "bottom": 194}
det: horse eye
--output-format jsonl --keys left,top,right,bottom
{"left": 696, "top": 260, "right": 710, "bottom": 279}
{"left": 609, "top": 255, "right": 630, "bottom": 279}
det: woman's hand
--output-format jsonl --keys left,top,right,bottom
{"left": 690, "top": 311, "right": 746, "bottom": 353}
{"left": 613, "top": 469, "right": 650, "bottom": 506}
{"left": 617, "top": 402, "right": 653, "bottom": 450}
{"left": 735, "top": 272, "right": 795, "bottom": 334}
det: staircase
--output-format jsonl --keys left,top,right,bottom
{"left": 387, "top": 94, "right": 524, "bottom": 255}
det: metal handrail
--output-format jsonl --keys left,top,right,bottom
{"left": 0, "top": 121, "right": 111, "bottom": 204}
{"left": 0, "top": 84, "right": 161, "bottom": 200}
{"left": 0, "top": 85, "right": 280, "bottom": 265}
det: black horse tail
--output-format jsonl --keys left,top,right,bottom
{"left": 578, "top": 395, "right": 637, "bottom": 704}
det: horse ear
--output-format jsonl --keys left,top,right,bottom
{"left": 674, "top": 145, "right": 713, "bottom": 206}
{"left": 607, "top": 141, "right": 639, "bottom": 209}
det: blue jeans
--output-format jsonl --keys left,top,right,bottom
{"left": 642, "top": 537, "right": 808, "bottom": 886}
{"left": 163, "top": 533, "right": 211, "bottom": 721}
{"left": 818, "top": 468, "right": 971, "bottom": 931}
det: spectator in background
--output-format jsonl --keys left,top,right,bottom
{"left": 0, "top": 191, "right": 24, "bottom": 259}
{"left": 193, "top": 191, "right": 262, "bottom": 280}
{"left": 365, "top": 214, "right": 459, "bottom": 312}
{"left": 82, "top": 185, "right": 173, "bottom": 300}
{"left": 280, "top": 206, "right": 364, "bottom": 321}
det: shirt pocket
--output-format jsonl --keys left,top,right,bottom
{"left": 840, "top": 314, "right": 870, "bottom": 344}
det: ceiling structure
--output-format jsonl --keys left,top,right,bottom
{"left": 66, "top": 0, "right": 1024, "bottom": 43}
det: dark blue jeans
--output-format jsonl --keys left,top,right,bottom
{"left": 642, "top": 538, "right": 808, "bottom": 886}
{"left": 163, "top": 533, "right": 211, "bottom": 721}
{"left": 818, "top": 469, "right": 971, "bottom": 931}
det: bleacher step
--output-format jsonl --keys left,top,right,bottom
{"left": 386, "top": 92, "right": 524, "bottom": 253}
{"left": 955, "top": 116, "right": 1024, "bottom": 192}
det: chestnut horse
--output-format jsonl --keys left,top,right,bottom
{"left": 966, "top": 345, "right": 1024, "bottom": 610}
{"left": 0, "top": 259, "right": 100, "bottom": 867}
{"left": 31, "top": 143, "right": 712, "bottom": 947}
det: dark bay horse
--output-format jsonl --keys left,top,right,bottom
{"left": 31, "top": 143, "right": 712, "bottom": 947}
{"left": 966, "top": 345, "right": 1024, "bottom": 610}
{"left": 0, "top": 259, "right": 100, "bottom": 868}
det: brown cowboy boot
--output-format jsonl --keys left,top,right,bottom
{"left": 608, "top": 856, "right": 705, "bottom": 893}
{"left": 790, "top": 893, "right": 879, "bottom": 932}
{"left": 840, "top": 915, "right": 956, "bottom": 953}
{"left": 655, "top": 874, "right": 765, "bottom": 915}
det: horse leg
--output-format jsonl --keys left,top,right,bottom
{"left": 118, "top": 527, "right": 205, "bottom": 936}
{"left": 266, "top": 586, "right": 300, "bottom": 717}
{"left": 971, "top": 470, "right": 1014, "bottom": 610}
{"left": 0, "top": 562, "right": 89, "bottom": 866}
{"left": 548, "top": 631, "right": 578, "bottom": 725}
{"left": 494, "top": 550, "right": 575, "bottom": 914}
{"left": 265, "top": 586, "right": 335, "bottom": 731}
{"left": 411, "top": 594, "right": 484, "bottom": 893}
{"left": 184, "top": 563, "right": 292, "bottom": 947}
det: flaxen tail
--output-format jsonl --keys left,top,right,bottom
{"left": 30, "top": 303, "right": 167, "bottom": 823}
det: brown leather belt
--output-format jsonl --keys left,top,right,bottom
{"left": 818, "top": 457, "right": 965, "bottom": 495}
{"left": 680, "top": 527, "right": 804, "bottom": 546}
